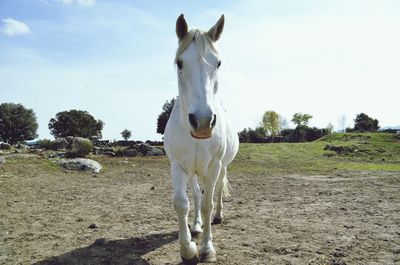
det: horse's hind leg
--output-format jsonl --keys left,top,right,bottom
{"left": 190, "top": 175, "right": 203, "bottom": 237}
{"left": 213, "top": 166, "right": 227, "bottom": 224}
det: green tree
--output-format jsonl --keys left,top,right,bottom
{"left": 291, "top": 112, "right": 313, "bottom": 128}
{"left": 262, "top": 110, "right": 281, "bottom": 138}
{"left": 353, "top": 113, "right": 379, "bottom": 132}
{"left": 48, "top": 110, "right": 104, "bottom": 139}
{"left": 157, "top": 98, "right": 176, "bottom": 135}
{"left": 121, "top": 129, "right": 132, "bottom": 141}
{"left": 0, "top": 103, "right": 38, "bottom": 144}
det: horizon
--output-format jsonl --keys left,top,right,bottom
{"left": 1, "top": 0, "right": 399, "bottom": 141}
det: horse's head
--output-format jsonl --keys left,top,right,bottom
{"left": 175, "top": 14, "right": 225, "bottom": 139}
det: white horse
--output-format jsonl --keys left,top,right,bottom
{"left": 164, "top": 14, "right": 239, "bottom": 264}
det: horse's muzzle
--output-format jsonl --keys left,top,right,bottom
{"left": 190, "top": 129, "right": 213, "bottom": 139}
{"left": 188, "top": 113, "right": 216, "bottom": 139}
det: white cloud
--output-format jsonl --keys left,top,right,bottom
{"left": 59, "top": 0, "right": 95, "bottom": 6}
{"left": 1, "top": 18, "right": 30, "bottom": 36}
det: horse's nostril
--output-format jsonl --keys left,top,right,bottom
{"left": 211, "top": 114, "right": 217, "bottom": 128}
{"left": 188, "top": 114, "right": 198, "bottom": 129}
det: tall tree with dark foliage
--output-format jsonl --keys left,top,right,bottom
{"left": 0, "top": 103, "right": 38, "bottom": 144}
{"left": 157, "top": 98, "right": 176, "bottom": 135}
{"left": 48, "top": 110, "right": 104, "bottom": 139}
{"left": 353, "top": 113, "right": 379, "bottom": 132}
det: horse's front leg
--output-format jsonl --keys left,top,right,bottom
{"left": 171, "top": 164, "right": 199, "bottom": 264}
{"left": 190, "top": 175, "right": 203, "bottom": 237}
{"left": 199, "top": 163, "right": 221, "bottom": 263}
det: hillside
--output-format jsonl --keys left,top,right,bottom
{"left": 231, "top": 132, "right": 400, "bottom": 175}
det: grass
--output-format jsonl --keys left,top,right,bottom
{"left": 1, "top": 132, "right": 398, "bottom": 177}
{"left": 230, "top": 132, "right": 400, "bottom": 175}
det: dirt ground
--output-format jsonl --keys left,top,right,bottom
{"left": 1, "top": 155, "right": 399, "bottom": 265}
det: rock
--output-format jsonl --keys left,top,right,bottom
{"left": 0, "top": 143, "right": 11, "bottom": 150}
{"left": 324, "top": 144, "right": 356, "bottom": 154}
{"left": 94, "top": 238, "right": 109, "bottom": 245}
{"left": 93, "top": 146, "right": 114, "bottom": 155}
{"left": 65, "top": 136, "right": 75, "bottom": 145}
{"left": 57, "top": 158, "right": 102, "bottom": 173}
{"left": 104, "top": 151, "right": 116, "bottom": 157}
{"left": 15, "top": 143, "right": 30, "bottom": 150}
{"left": 138, "top": 143, "right": 164, "bottom": 156}
{"left": 29, "top": 149, "right": 44, "bottom": 155}
{"left": 147, "top": 147, "right": 164, "bottom": 156}
{"left": 66, "top": 137, "right": 93, "bottom": 158}
{"left": 137, "top": 143, "right": 151, "bottom": 155}
{"left": 0, "top": 157, "right": 5, "bottom": 165}
{"left": 46, "top": 151, "right": 66, "bottom": 158}
{"left": 88, "top": 223, "right": 99, "bottom": 229}
{"left": 51, "top": 138, "right": 69, "bottom": 150}
{"left": 122, "top": 148, "right": 139, "bottom": 157}
{"left": 72, "top": 137, "right": 92, "bottom": 146}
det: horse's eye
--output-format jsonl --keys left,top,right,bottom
{"left": 217, "top": 60, "right": 222, "bottom": 68}
{"left": 177, "top": 60, "right": 183, "bottom": 70}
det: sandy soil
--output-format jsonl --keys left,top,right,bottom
{"left": 0, "top": 156, "right": 399, "bottom": 265}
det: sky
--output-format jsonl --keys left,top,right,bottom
{"left": 1, "top": 0, "right": 399, "bottom": 141}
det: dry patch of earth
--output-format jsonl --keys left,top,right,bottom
{"left": 1, "top": 156, "right": 399, "bottom": 264}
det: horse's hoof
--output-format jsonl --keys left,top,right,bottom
{"left": 181, "top": 254, "right": 199, "bottom": 265}
{"left": 200, "top": 251, "right": 217, "bottom": 263}
{"left": 212, "top": 217, "right": 222, "bottom": 225}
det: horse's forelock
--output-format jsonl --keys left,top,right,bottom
{"left": 175, "top": 29, "right": 217, "bottom": 65}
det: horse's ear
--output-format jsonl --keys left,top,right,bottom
{"left": 176, "top": 14, "right": 188, "bottom": 41}
{"left": 208, "top": 15, "right": 225, "bottom": 42}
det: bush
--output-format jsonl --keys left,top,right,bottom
{"left": 66, "top": 138, "right": 93, "bottom": 158}
{"left": 280, "top": 127, "right": 329, "bottom": 142}
{"left": 238, "top": 127, "right": 267, "bottom": 143}
{"left": 37, "top": 139, "right": 53, "bottom": 149}
{"left": 305, "top": 127, "right": 330, "bottom": 142}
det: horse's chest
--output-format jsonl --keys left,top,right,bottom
{"left": 195, "top": 144, "right": 225, "bottom": 172}
{"left": 176, "top": 141, "right": 224, "bottom": 175}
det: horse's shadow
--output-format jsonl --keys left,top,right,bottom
{"left": 33, "top": 231, "right": 178, "bottom": 265}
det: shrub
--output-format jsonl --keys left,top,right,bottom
{"left": 238, "top": 127, "right": 267, "bottom": 143}
{"left": 66, "top": 138, "right": 93, "bottom": 158}
{"left": 37, "top": 139, "right": 53, "bottom": 149}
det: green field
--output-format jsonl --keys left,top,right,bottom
{"left": 231, "top": 132, "right": 400, "bottom": 175}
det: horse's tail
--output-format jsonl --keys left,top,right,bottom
{"left": 222, "top": 173, "right": 231, "bottom": 197}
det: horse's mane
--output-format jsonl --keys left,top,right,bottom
{"left": 175, "top": 29, "right": 218, "bottom": 65}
